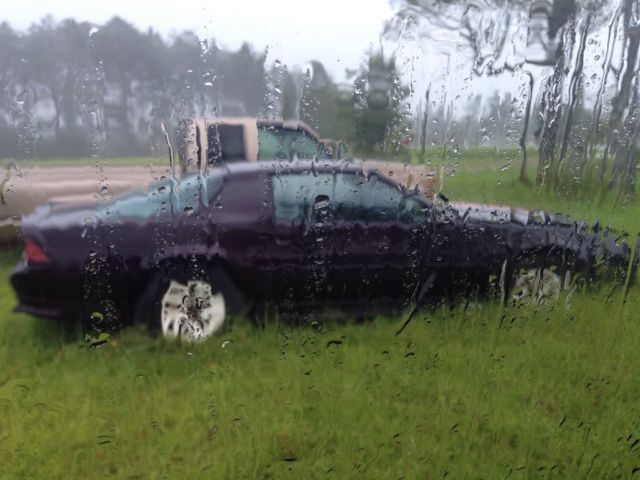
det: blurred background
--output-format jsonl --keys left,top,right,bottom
{"left": 0, "top": 0, "right": 638, "bottom": 197}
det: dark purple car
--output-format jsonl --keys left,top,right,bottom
{"left": 11, "top": 160, "right": 636, "bottom": 341}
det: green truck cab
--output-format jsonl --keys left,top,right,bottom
{"left": 176, "top": 117, "right": 344, "bottom": 175}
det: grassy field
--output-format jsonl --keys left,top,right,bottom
{"left": 1, "top": 156, "right": 640, "bottom": 478}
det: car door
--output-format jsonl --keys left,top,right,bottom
{"left": 214, "top": 169, "right": 275, "bottom": 298}
{"left": 270, "top": 170, "right": 427, "bottom": 306}
{"left": 314, "top": 171, "right": 426, "bottom": 304}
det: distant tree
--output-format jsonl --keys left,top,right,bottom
{"left": 217, "top": 43, "right": 267, "bottom": 116}
{"left": 601, "top": 0, "right": 640, "bottom": 192}
{"left": 460, "top": 94, "right": 482, "bottom": 147}
{"left": 92, "top": 17, "right": 147, "bottom": 153}
{"left": 353, "top": 51, "right": 410, "bottom": 154}
{"left": 331, "top": 85, "right": 357, "bottom": 144}
{"left": 0, "top": 22, "right": 19, "bottom": 110}
{"left": 22, "top": 17, "right": 65, "bottom": 134}
{"left": 281, "top": 60, "right": 346, "bottom": 139}
{"left": 0, "top": 22, "right": 21, "bottom": 156}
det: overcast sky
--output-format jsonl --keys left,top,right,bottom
{"left": 1, "top": 0, "right": 396, "bottom": 82}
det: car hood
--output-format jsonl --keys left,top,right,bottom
{"left": 448, "top": 201, "right": 575, "bottom": 227}
{"left": 449, "top": 201, "right": 637, "bottom": 278}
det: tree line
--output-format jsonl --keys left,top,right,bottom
{"left": 0, "top": 16, "right": 417, "bottom": 159}
{"left": 0, "top": 15, "right": 548, "bottom": 163}
{"left": 0, "top": 16, "right": 270, "bottom": 158}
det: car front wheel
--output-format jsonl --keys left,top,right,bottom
{"left": 135, "top": 265, "right": 240, "bottom": 342}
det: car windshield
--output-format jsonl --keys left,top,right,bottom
{"left": 258, "top": 127, "right": 323, "bottom": 160}
{"left": 2, "top": 1, "right": 639, "bottom": 478}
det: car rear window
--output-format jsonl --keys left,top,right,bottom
{"left": 107, "top": 171, "right": 225, "bottom": 221}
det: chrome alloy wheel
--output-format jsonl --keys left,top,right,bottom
{"left": 160, "top": 279, "right": 226, "bottom": 342}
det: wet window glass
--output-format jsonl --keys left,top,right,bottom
{"left": 272, "top": 171, "right": 423, "bottom": 223}
{"left": 1, "top": 0, "right": 640, "bottom": 477}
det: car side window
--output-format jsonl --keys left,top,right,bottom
{"left": 271, "top": 171, "right": 423, "bottom": 224}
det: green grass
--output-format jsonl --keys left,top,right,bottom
{"left": 409, "top": 145, "right": 539, "bottom": 167}
{"left": 1, "top": 161, "right": 640, "bottom": 478}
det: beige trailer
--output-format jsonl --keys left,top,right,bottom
{"left": 0, "top": 162, "right": 162, "bottom": 244}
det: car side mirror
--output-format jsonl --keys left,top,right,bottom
{"left": 313, "top": 194, "right": 331, "bottom": 224}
